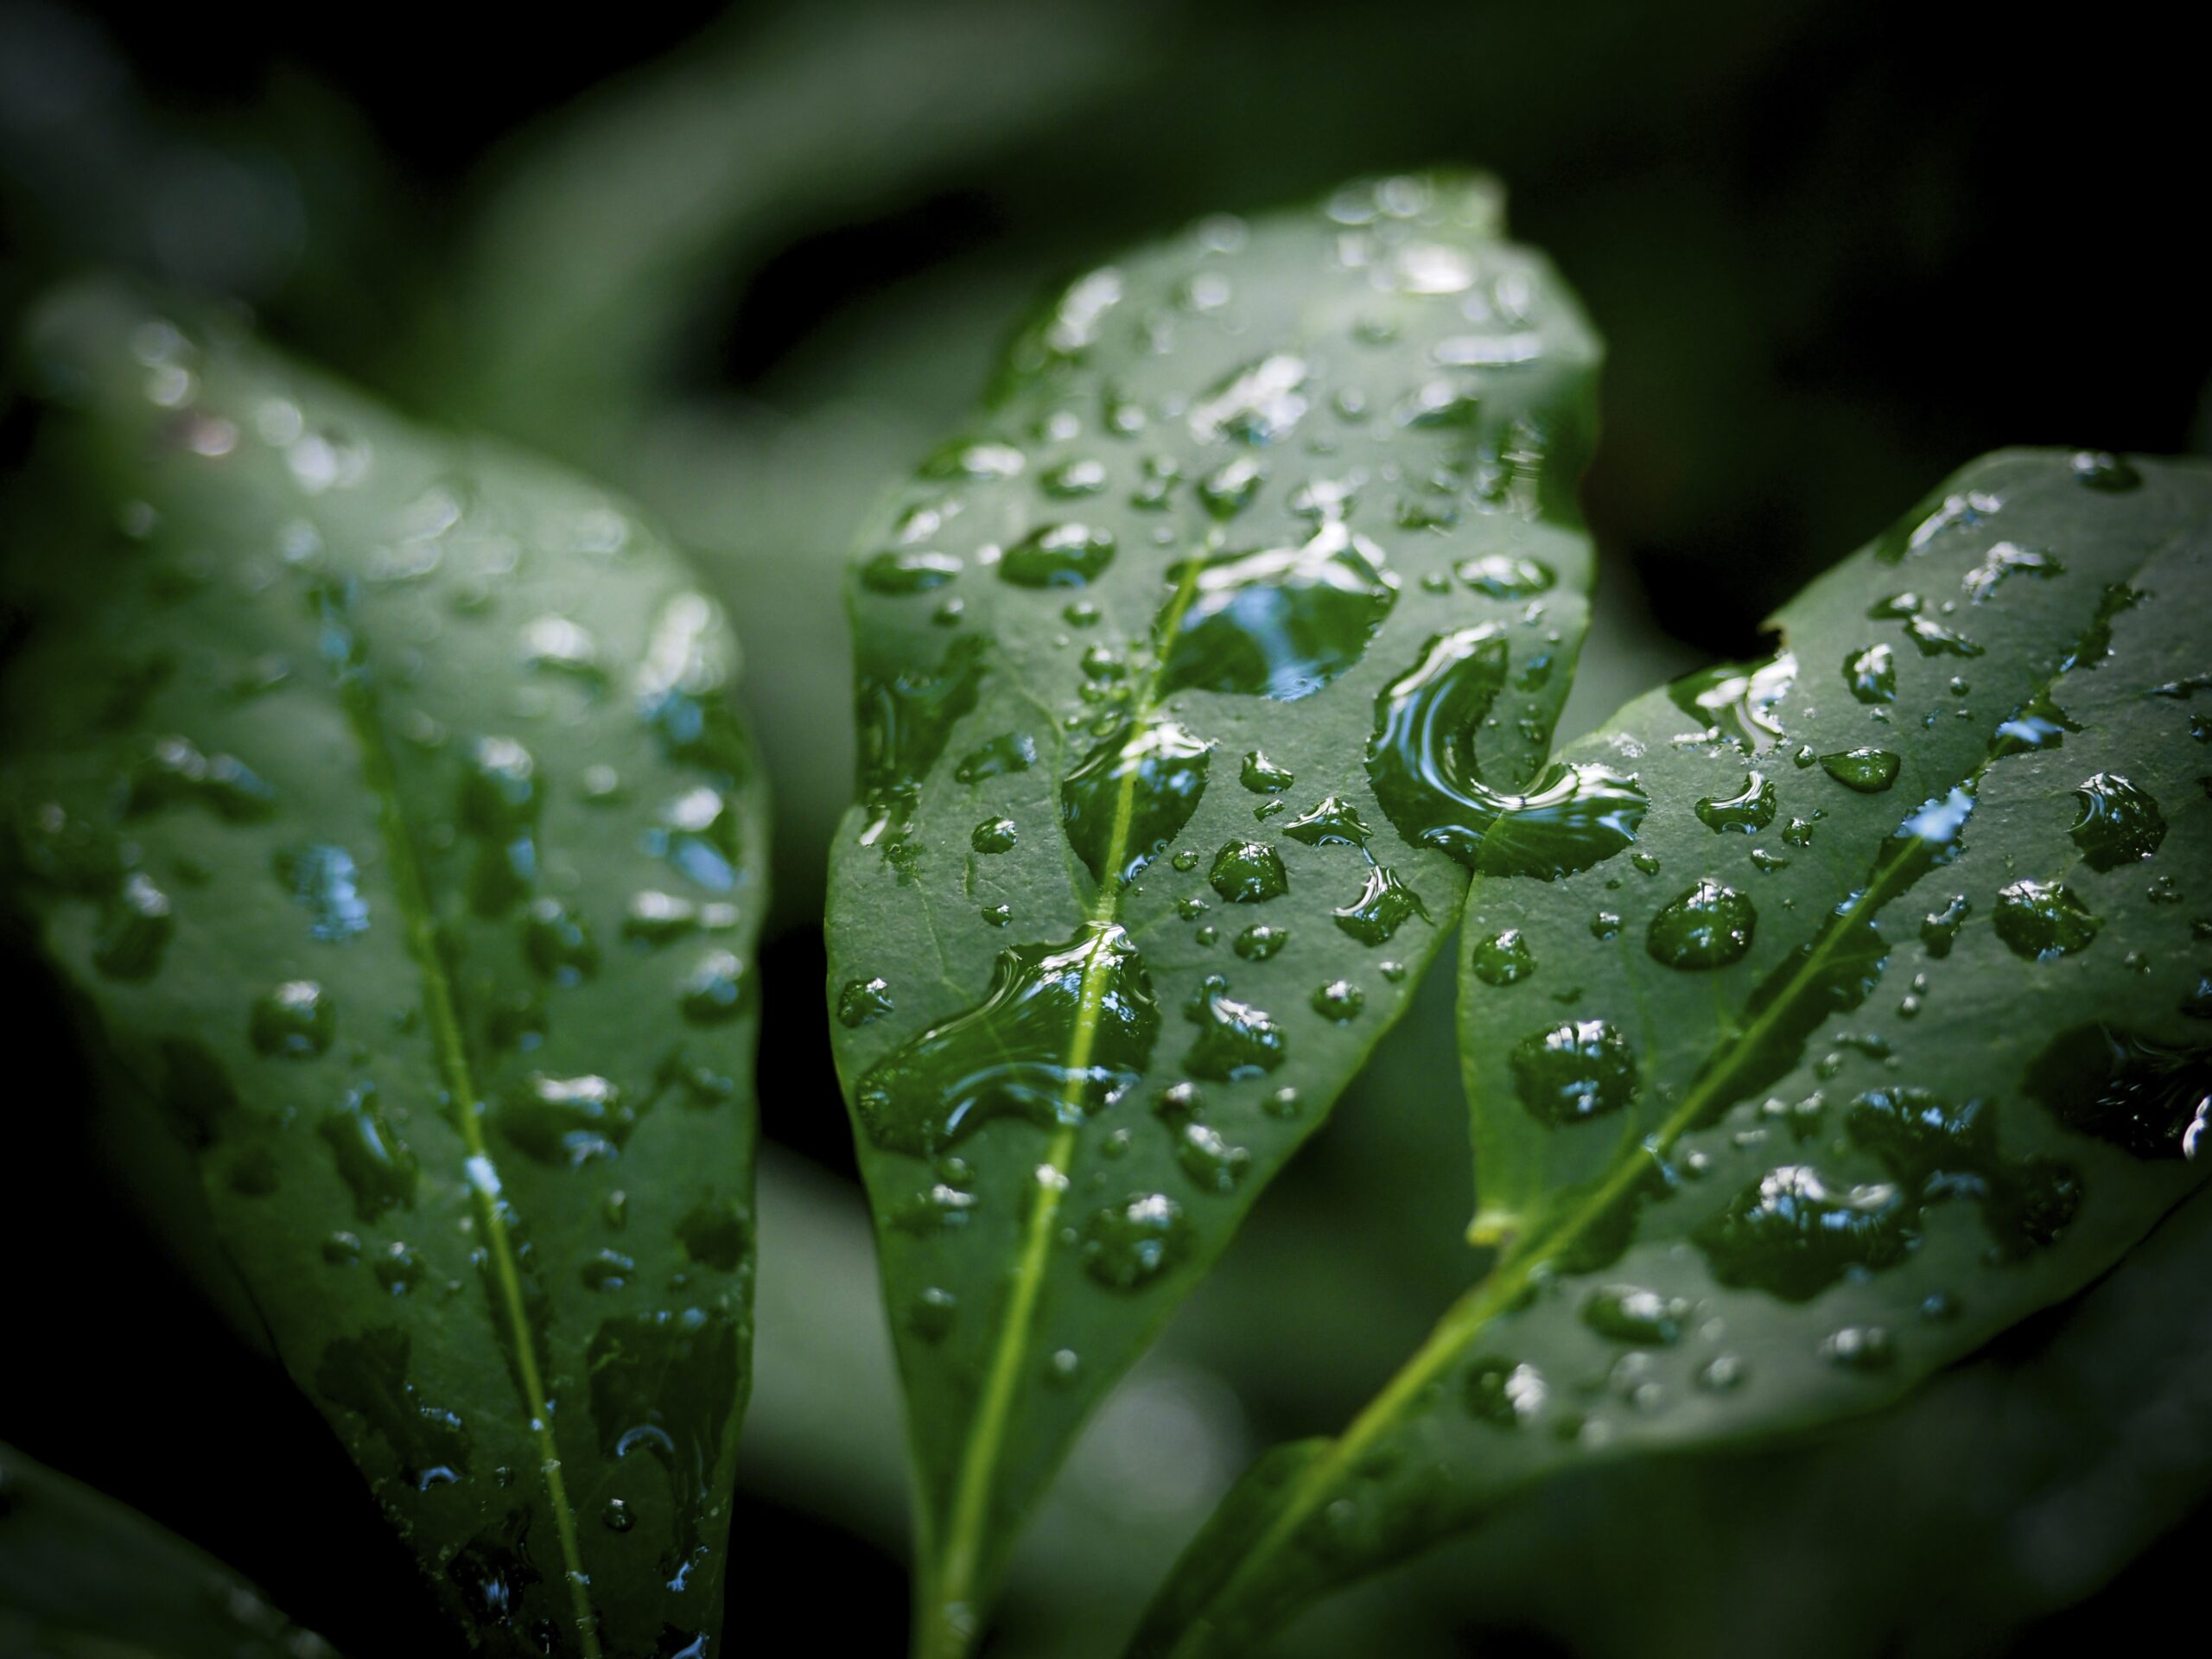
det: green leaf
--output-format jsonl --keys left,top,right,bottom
{"left": 0, "top": 282, "right": 766, "bottom": 1657}
{"left": 1133, "top": 448, "right": 2212, "bottom": 1654}
{"left": 0, "top": 1442, "right": 337, "bottom": 1658}
{"left": 823, "top": 174, "right": 1602, "bottom": 1652}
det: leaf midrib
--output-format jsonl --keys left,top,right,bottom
{"left": 924, "top": 548, "right": 1211, "bottom": 1653}
{"left": 1164, "top": 541, "right": 2165, "bottom": 1655}
{"left": 330, "top": 607, "right": 602, "bottom": 1657}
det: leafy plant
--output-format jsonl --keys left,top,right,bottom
{"left": 823, "top": 174, "right": 1603, "bottom": 1652}
{"left": 1, "top": 20, "right": 2207, "bottom": 1648}
{"left": 1134, "top": 447, "right": 2212, "bottom": 1654}
{"left": 0, "top": 1441, "right": 334, "bottom": 1658}
{"left": 0, "top": 283, "right": 766, "bottom": 1656}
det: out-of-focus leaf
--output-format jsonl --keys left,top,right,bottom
{"left": 0, "top": 282, "right": 766, "bottom": 1656}
{"left": 1136, "top": 448, "right": 2212, "bottom": 1653}
{"left": 433, "top": 0, "right": 1135, "bottom": 451}
{"left": 824, "top": 174, "right": 1601, "bottom": 1653}
{"left": 0, "top": 1442, "right": 337, "bottom": 1658}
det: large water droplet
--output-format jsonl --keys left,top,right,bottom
{"left": 999, "top": 523, "right": 1116, "bottom": 588}
{"left": 1368, "top": 628, "right": 1646, "bottom": 877}
{"left": 496, "top": 1073, "right": 632, "bottom": 1166}
{"left": 1844, "top": 644, "right": 1897, "bottom": 704}
{"left": 1209, "top": 840, "right": 1288, "bottom": 903}
{"left": 1510, "top": 1020, "right": 1638, "bottom": 1125}
{"left": 319, "top": 1083, "right": 417, "bottom": 1222}
{"left": 1333, "top": 865, "right": 1431, "bottom": 944}
{"left": 1469, "top": 928, "right": 1535, "bottom": 985}
{"left": 1668, "top": 653, "right": 1796, "bottom": 750}
{"left": 1080, "top": 1192, "right": 1192, "bottom": 1290}
{"left": 1694, "top": 1165, "right": 1905, "bottom": 1302}
{"left": 1694, "top": 774, "right": 1777, "bottom": 835}
{"left": 2025, "top": 1024, "right": 2211, "bottom": 1160}
{"left": 1646, "top": 880, "right": 1757, "bottom": 970}
{"left": 251, "top": 981, "right": 334, "bottom": 1058}
{"left": 1182, "top": 974, "right": 1286, "bottom": 1080}
{"left": 854, "top": 925, "right": 1158, "bottom": 1155}
{"left": 1158, "top": 524, "right": 1396, "bottom": 700}
{"left": 1993, "top": 880, "right": 2101, "bottom": 960}
{"left": 1819, "top": 747, "right": 1900, "bottom": 793}
{"left": 1062, "top": 719, "right": 1211, "bottom": 887}
{"left": 2069, "top": 772, "right": 2166, "bottom": 870}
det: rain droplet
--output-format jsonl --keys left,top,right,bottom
{"left": 1646, "top": 880, "right": 1757, "bottom": 970}
{"left": 1510, "top": 1020, "right": 1638, "bottom": 1125}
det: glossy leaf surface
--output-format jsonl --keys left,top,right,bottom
{"left": 823, "top": 175, "right": 1602, "bottom": 1650}
{"left": 0, "top": 285, "right": 766, "bottom": 1657}
{"left": 1136, "top": 449, "right": 2212, "bottom": 1654}
{"left": 0, "top": 1442, "right": 337, "bottom": 1658}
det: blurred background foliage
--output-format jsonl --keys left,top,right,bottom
{"left": 2, "top": 1, "right": 2207, "bottom": 1653}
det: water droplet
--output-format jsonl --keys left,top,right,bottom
{"left": 1844, "top": 644, "right": 1897, "bottom": 704}
{"left": 1470, "top": 929, "right": 1535, "bottom": 985}
{"left": 837, "top": 978, "right": 893, "bottom": 1028}
{"left": 680, "top": 950, "right": 747, "bottom": 1025}
{"left": 320, "top": 1084, "right": 417, "bottom": 1221}
{"left": 126, "top": 734, "right": 279, "bottom": 822}
{"left": 855, "top": 925, "right": 1157, "bottom": 1155}
{"left": 1159, "top": 524, "right": 1396, "bottom": 700}
{"left": 1819, "top": 747, "right": 1900, "bottom": 793}
{"left": 1993, "top": 880, "right": 2101, "bottom": 960}
{"left": 1000, "top": 523, "right": 1116, "bottom": 588}
{"left": 1209, "top": 841, "right": 1288, "bottom": 903}
{"left": 1646, "top": 880, "right": 1757, "bottom": 970}
{"left": 1332, "top": 865, "right": 1431, "bottom": 944}
{"left": 1234, "top": 924, "right": 1288, "bottom": 961}
{"left": 1080, "top": 1192, "right": 1192, "bottom": 1290}
{"left": 856, "top": 637, "right": 986, "bottom": 842}
{"left": 907, "top": 1287, "right": 958, "bottom": 1343}
{"left": 1176, "top": 1123, "right": 1249, "bottom": 1193}
{"left": 1695, "top": 1166, "right": 1905, "bottom": 1301}
{"left": 251, "top": 981, "right": 334, "bottom": 1058}
{"left": 1455, "top": 556, "right": 1555, "bottom": 599}
{"left": 1062, "top": 720, "right": 1211, "bottom": 887}
{"left": 2069, "top": 772, "right": 2166, "bottom": 870}
{"left": 1465, "top": 1357, "right": 1546, "bottom": 1428}
{"left": 2025, "top": 1024, "right": 2211, "bottom": 1160}
{"left": 1667, "top": 652, "right": 1796, "bottom": 750}
{"left": 971, "top": 817, "right": 1019, "bottom": 855}
{"left": 1961, "top": 542, "right": 2063, "bottom": 603}
{"left": 1510, "top": 1020, "right": 1638, "bottom": 1125}
{"left": 1902, "top": 616, "right": 1984, "bottom": 658}
{"left": 954, "top": 732, "right": 1037, "bottom": 783}
{"left": 1043, "top": 458, "right": 1109, "bottom": 499}
{"left": 602, "top": 1498, "right": 634, "bottom": 1533}
{"left": 1240, "top": 750, "right": 1294, "bottom": 793}
{"left": 1197, "top": 456, "right": 1263, "bottom": 518}
{"left": 585, "top": 1307, "right": 739, "bottom": 1588}
{"left": 1694, "top": 774, "right": 1777, "bottom": 835}
{"left": 922, "top": 440, "right": 1025, "bottom": 481}
{"left": 1581, "top": 1286, "right": 1689, "bottom": 1346}
{"left": 1819, "top": 1325, "right": 1894, "bottom": 1371}
{"left": 1188, "top": 354, "right": 1310, "bottom": 446}
{"left": 92, "top": 873, "right": 174, "bottom": 980}
{"left": 2071, "top": 450, "right": 2139, "bottom": 492}
{"left": 1368, "top": 628, "right": 1646, "bottom": 876}
{"left": 1281, "top": 795, "right": 1370, "bottom": 849}
{"left": 1183, "top": 974, "right": 1286, "bottom": 1081}
{"left": 497, "top": 1073, "right": 632, "bottom": 1166}
{"left": 1311, "top": 980, "right": 1364, "bottom": 1021}
{"left": 522, "top": 897, "right": 598, "bottom": 984}
{"left": 861, "top": 548, "right": 963, "bottom": 594}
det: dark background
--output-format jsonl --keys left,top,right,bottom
{"left": 3, "top": 1, "right": 2207, "bottom": 1654}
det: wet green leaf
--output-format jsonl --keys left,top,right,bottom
{"left": 823, "top": 175, "right": 1602, "bottom": 1651}
{"left": 0, "top": 283, "right": 766, "bottom": 1657}
{"left": 0, "top": 1442, "right": 337, "bottom": 1658}
{"left": 1134, "top": 449, "right": 2212, "bottom": 1654}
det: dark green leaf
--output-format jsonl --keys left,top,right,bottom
{"left": 0, "top": 283, "right": 766, "bottom": 1657}
{"left": 823, "top": 175, "right": 1602, "bottom": 1650}
{"left": 1134, "top": 448, "right": 2212, "bottom": 1654}
{"left": 0, "top": 1442, "right": 336, "bottom": 1658}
